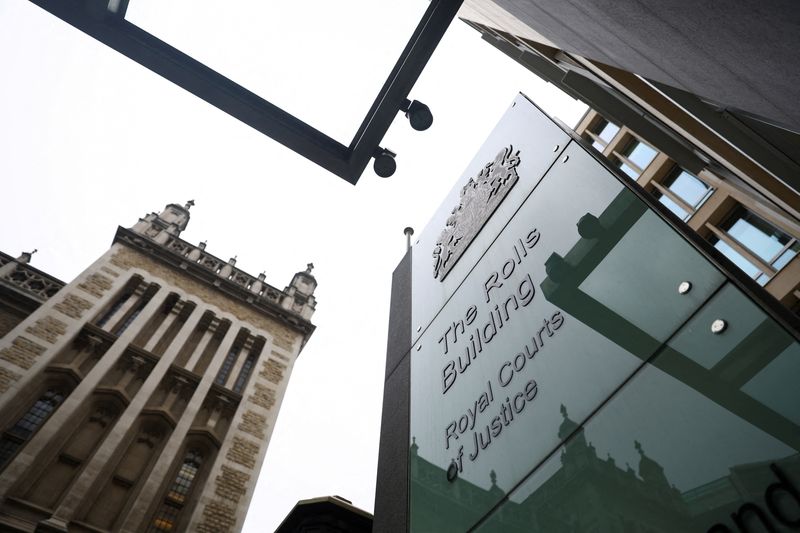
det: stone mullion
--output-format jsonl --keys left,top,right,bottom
{"left": 603, "top": 126, "right": 630, "bottom": 159}
{"left": 142, "top": 302, "right": 180, "bottom": 352}
{"left": 0, "top": 284, "right": 169, "bottom": 505}
{"left": 118, "top": 319, "right": 244, "bottom": 532}
{"left": 110, "top": 289, "right": 160, "bottom": 349}
{"left": 40, "top": 286, "right": 176, "bottom": 526}
{"left": 185, "top": 314, "right": 219, "bottom": 371}
{"left": 159, "top": 302, "right": 205, "bottom": 362}
{"left": 766, "top": 255, "right": 800, "bottom": 302}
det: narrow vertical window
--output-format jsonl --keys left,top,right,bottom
{"left": 148, "top": 450, "right": 203, "bottom": 532}
{"left": 214, "top": 345, "right": 241, "bottom": 386}
{"left": 113, "top": 294, "right": 151, "bottom": 336}
{"left": 96, "top": 291, "right": 132, "bottom": 328}
{"left": 232, "top": 350, "right": 258, "bottom": 393}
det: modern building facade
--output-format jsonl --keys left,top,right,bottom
{"left": 0, "top": 202, "right": 316, "bottom": 532}
{"left": 459, "top": 1, "right": 800, "bottom": 261}
{"left": 574, "top": 109, "right": 800, "bottom": 312}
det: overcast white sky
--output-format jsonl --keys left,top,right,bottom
{"left": 0, "top": 1, "right": 585, "bottom": 530}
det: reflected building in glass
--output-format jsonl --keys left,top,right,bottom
{"left": 0, "top": 202, "right": 317, "bottom": 532}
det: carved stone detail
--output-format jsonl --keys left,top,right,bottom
{"left": 248, "top": 383, "right": 276, "bottom": 410}
{"left": 0, "top": 336, "right": 47, "bottom": 369}
{"left": 78, "top": 272, "right": 114, "bottom": 298}
{"left": 110, "top": 247, "right": 296, "bottom": 350}
{"left": 237, "top": 410, "right": 267, "bottom": 439}
{"left": 25, "top": 316, "right": 68, "bottom": 344}
{"left": 2, "top": 264, "right": 63, "bottom": 301}
{"left": 433, "top": 146, "right": 521, "bottom": 280}
{"left": 259, "top": 359, "right": 286, "bottom": 385}
{"left": 0, "top": 366, "right": 22, "bottom": 393}
{"left": 54, "top": 293, "right": 93, "bottom": 319}
{"left": 225, "top": 437, "right": 259, "bottom": 469}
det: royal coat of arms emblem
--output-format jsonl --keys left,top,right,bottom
{"left": 433, "top": 146, "right": 521, "bottom": 280}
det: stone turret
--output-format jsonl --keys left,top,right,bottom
{"left": 282, "top": 263, "right": 317, "bottom": 320}
{"left": 131, "top": 200, "right": 193, "bottom": 244}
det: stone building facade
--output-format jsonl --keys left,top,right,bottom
{"left": 0, "top": 251, "right": 65, "bottom": 340}
{"left": 0, "top": 201, "right": 316, "bottom": 532}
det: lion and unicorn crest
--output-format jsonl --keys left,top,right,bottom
{"left": 433, "top": 145, "right": 521, "bottom": 280}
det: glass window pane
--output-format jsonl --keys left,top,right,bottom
{"left": 625, "top": 141, "right": 657, "bottom": 171}
{"left": 657, "top": 194, "right": 690, "bottom": 221}
{"left": 773, "top": 244, "right": 800, "bottom": 271}
{"left": 617, "top": 161, "right": 639, "bottom": 179}
{"left": 724, "top": 209, "right": 793, "bottom": 263}
{"left": 665, "top": 169, "right": 710, "bottom": 208}
{"left": 596, "top": 121, "right": 619, "bottom": 144}
{"left": 713, "top": 239, "right": 763, "bottom": 280}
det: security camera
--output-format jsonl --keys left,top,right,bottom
{"left": 401, "top": 99, "right": 433, "bottom": 131}
{"left": 373, "top": 148, "right": 397, "bottom": 178}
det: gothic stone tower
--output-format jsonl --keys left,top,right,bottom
{"left": 0, "top": 202, "right": 316, "bottom": 532}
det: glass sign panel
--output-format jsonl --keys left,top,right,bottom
{"left": 409, "top": 124, "right": 727, "bottom": 530}
{"left": 408, "top": 96, "right": 800, "bottom": 532}
{"left": 410, "top": 95, "right": 571, "bottom": 347}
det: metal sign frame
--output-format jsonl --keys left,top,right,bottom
{"left": 29, "top": 0, "right": 463, "bottom": 184}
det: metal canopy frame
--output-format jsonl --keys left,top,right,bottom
{"left": 30, "top": 0, "right": 464, "bottom": 184}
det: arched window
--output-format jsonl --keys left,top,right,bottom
{"left": 148, "top": 450, "right": 203, "bottom": 532}
{"left": 0, "top": 388, "right": 65, "bottom": 469}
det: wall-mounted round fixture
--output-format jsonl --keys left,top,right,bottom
{"left": 401, "top": 99, "right": 433, "bottom": 131}
{"left": 373, "top": 148, "right": 397, "bottom": 178}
